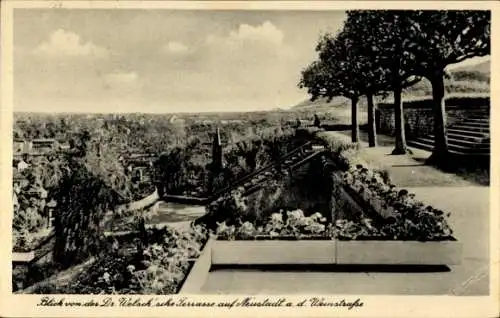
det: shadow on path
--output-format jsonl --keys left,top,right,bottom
{"left": 210, "top": 264, "right": 451, "bottom": 273}
{"left": 330, "top": 129, "right": 489, "bottom": 187}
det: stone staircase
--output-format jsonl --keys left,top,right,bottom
{"left": 407, "top": 107, "right": 490, "bottom": 156}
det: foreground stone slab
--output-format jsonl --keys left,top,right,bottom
{"left": 211, "top": 240, "right": 336, "bottom": 265}
{"left": 178, "top": 240, "right": 213, "bottom": 294}
{"left": 336, "top": 240, "right": 462, "bottom": 265}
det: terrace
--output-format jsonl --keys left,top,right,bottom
{"left": 174, "top": 131, "right": 488, "bottom": 295}
{"left": 14, "top": 128, "right": 489, "bottom": 296}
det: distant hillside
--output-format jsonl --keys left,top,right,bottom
{"left": 293, "top": 58, "right": 490, "bottom": 110}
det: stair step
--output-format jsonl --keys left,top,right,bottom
{"left": 406, "top": 140, "right": 490, "bottom": 156}
{"left": 426, "top": 135, "right": 490, "bottom": 148}
{"left": 411, "top": 138, "right": 490, "bottom": 152}
{"left": 449, "top": 143, "right": 490, "bottom": 153}
{"left": 407, "top": 140, "right": 434, "bottom": 152}
{"left": 451, "top": 124, "right": 489, "bottom": 133}
{"left": 467, "top": 115, "right": 490, "bottom": 120}
{"left": 463, "top": 118, "right": 490, "bottom": 123}
{"left": 453, "top": 121, "right": 490, "bottom": 128}
{"left": 447, "top": 132, "right": 488, "bottom": 143}
{"left": 461, "top": 108, "right": 489, "bottom": 113}
{"left": 447, "top": 128, "right": 489, "bottom": 138}
{"left": 448, "top": 149, "right": 490, "bottom": 156}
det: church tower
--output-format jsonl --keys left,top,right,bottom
{"left": 212, "top": 127, "right": 223, "bottom": 171}
{"left": 208, "top": 127, "right": 223, "bottom": 195}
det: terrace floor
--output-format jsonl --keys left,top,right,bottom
{"left": 200, "top": 133, "right": 491, "bottom": 295}
{"left": 338, "top": 130, "right": 489, "bottom": 186}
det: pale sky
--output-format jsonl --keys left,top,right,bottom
{"left": 14, "top": 9, "right": 347, "bottom": 113}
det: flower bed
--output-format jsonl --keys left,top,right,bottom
{"left": 213, "top": 210, "right": 335, "bottom": 264}
{"left": 20, "top": 224, "right": 209, "bottom": 294}
{"left": 341, "top": 164, "right": 455, "bottom": 241}
{"left": 310, "top": 130, "right": 456, "bottom": 242}
{"left": 210, "top": 207, "right": 461, "bottom": 265}
{"left": 214, "top": 209, "right": 331, "bottom": 240}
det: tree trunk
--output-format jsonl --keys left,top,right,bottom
{"left": 392, "top": 84, "right": 409, "bottom": 155}
{"left": 367, "top": 93, "right": 377, "bottom": 147}
{"left": 427, "top": 71, "right": 449, "bottom": 165}
{"left": 351, "top": 97, "right": 360, "bottom": 143}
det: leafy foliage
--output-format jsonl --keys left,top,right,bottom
{"left": 154, "top": 137, "right": 208, "bottom": 196}
{"left": 27, "top": 225, "right": 208, "bottom": 294}
{"left": 409, "top": 10, "right": 490, "bottom": 76}
{"left": 342, "top": 164, "right": 454, "bottom": 240}
{"left": 299, "top": 10, "right": 490, "bottom": 159}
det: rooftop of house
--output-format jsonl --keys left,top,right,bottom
{"left": 32, "top": 138, "right": 56, "bottom": 142}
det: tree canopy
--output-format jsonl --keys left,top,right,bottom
{"left": 299, "top": 10, "right": 490, "bottom": 160}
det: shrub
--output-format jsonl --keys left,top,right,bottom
{"left": 311, "top": 132, "right": 455, "bottom": 241}
{"left": 341, "top": 164, "right": 454, "bottom": 241}
{"left": 315, "top": 131, "right": 359, "bottom": 154}
{"left": 27, "top": 224, "right": 208, "bottom": 294}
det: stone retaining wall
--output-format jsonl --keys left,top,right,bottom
{"left": 376, "top": 96, "right": 490, "bottom": 139}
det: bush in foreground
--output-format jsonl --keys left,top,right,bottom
{"left": 23, "top": 225, "right": 208, "bottom": 294}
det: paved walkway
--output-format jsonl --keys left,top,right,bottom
{"left": 200, "top": 136, "right": 491, "bottom": 295}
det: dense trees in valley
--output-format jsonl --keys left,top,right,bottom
{"left": 13, "top": 111, "right": 306, "bottom": 267}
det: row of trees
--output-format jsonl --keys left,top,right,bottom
{"left": 299, "top": 10, "right": 490, "bottom": 165}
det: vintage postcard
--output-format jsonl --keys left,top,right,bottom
{"left": 1, "top": 1, "right": 498, "bottom": 317}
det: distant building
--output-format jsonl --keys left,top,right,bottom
{"left": 31, "top": 139, "right": 58, "bottom": 153}
{"left": 132, "top": 166, "right": 150, "bottom": 182}
{"left": 13, "top": 169, "right": 29, "bottom": 188}
{"left": 47, "top": 199, "right": 57, "bottom": 227}
{"left": 39, "top": 186, "right": 48, "bottom": 199}
{"left": 58, "top": 141, "right": 71, "bottom": 151}
{"left": 16, "top": 159, "right": 29, "bottom": 172}
{"left": 13, "top": 140, "right": 32, "bottom": 154}
{"left": 13, "top": 138, "right": 61, "bottom": 156}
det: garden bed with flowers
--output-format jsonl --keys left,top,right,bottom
{"left": 206, "top": 208, "right": 461, "bottom": 266}
{"left": 19, "top": 224, "right": 210, "bottom": 294}
{"left": 211, "top": 210, "right": 336, "bottom": 265}
{"left": 153, "top": 207, "right": 461, "bottom": 293}
{"left": 192, "top": 135, "right": 462, "bottom": 269}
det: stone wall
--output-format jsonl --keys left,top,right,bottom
{"left": 243, "top": 156, "right": 332, "bottom": 222}
{"left": 376, "top": 96, "right": 490, "bottom": 139}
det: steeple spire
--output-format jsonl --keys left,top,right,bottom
{"left": 212, "top": 127, "right": 223, "bottom": 170}
{"left": 214, "top": 127, "right": 222, "bottom": 147}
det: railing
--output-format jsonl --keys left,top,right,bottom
{"left": 207, "top": 141, "right": 313, "bottom": 202}
{"left": 117, "top": 188, "right": 159, "bottom": 212}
